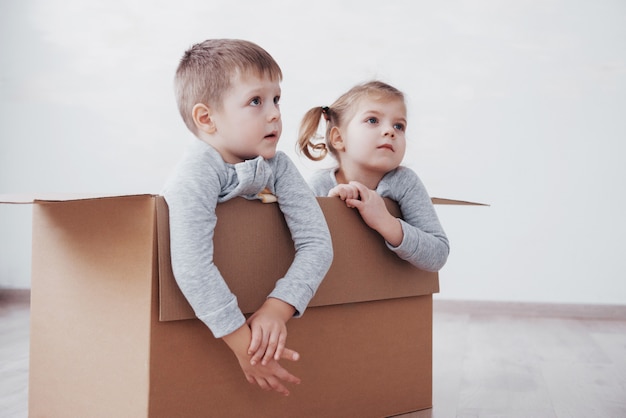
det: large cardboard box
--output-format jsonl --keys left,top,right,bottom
{"left": 1, "top": 194, "right": 476, "bottom": 417}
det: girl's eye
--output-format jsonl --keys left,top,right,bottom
{"left": 250, "top": 97, "right": 261, "bottom": 106}
{"left": 394, "top": 123, "right": 406, "bottom": 131}
{"left": 366, "top": 117, "right": 378, "bottom": 124}
{"left": 273, "top": 96, "right": 281, "bottom": 105}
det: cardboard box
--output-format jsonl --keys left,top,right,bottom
{"left": 0, "top": 194, "right": 479, "bottom": 417}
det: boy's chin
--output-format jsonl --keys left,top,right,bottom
{"left": 259, "top": 149, "right": 278, "bottom": 160}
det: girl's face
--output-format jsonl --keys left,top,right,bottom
{"left": 334, "top": 97, "right": 407, "bottom": 176}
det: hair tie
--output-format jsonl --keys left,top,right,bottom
{"left": 321, "top": 106, "right": 330, "bottom": 121}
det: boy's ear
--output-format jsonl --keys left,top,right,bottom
{"left": 329, "top": 126, "right": 345, "bottom": 151}
{"left": 192, "top": 103, "right": 216, "bottom": 134}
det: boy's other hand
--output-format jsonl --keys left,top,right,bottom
{"left": 237, "top": 355, "right": 301, "bottom": 396}
{"left": 223, "top": 323, "right": 301, "bottom": 396}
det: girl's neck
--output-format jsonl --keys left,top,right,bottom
{"left": 335, "top": 166, "right": 384, "bottom": 191}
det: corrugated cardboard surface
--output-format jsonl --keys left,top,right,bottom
{"left": 23, "top": 194, "right": 441, "bottom": 417}
{"left": 29, "top": 195, "right": 156, "bottom": 417}
{"left": 148, "top": 295, "right": 432, "bottom": 417}
{"left": 157, "top": 196, "right": 440, "bottom": 321}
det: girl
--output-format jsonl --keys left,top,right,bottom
{"left": 297, "top": 80, "right": 449, "bottom": 272}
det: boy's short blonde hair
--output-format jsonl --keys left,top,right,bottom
{"left": 174, "top": 39, "right": 283, "bottom": 134}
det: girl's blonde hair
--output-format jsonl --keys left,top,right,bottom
{"left": 174, "top": 39, "right": 283, "bottom": 135}
{"left": 297, "top": 80, "right": 405, "bottom": 161}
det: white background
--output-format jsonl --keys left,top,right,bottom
{"left": 1, "top": 0, "right": 625, "bottom": 305}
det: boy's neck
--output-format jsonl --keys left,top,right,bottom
{"left": 198, "top": 136, "right": 245, "bottom": 165}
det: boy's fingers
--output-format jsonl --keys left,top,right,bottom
{"left": 262, "top": 334, "right": 279, "bottom": 365}
{"left": 253, "top": 376, "right": 272, "bottom": 392}
{"left": 250, "top": 352, "right": 262, "bottom": 366}
{"left": 274, "top": 366, "right": 301, "bottom": 386}
{"left": 280, "top": 347, "right": 300, "bottom": 362}
{"left": 249, "top": 328, "right": 269, "bottom": 365}
{"left": 265, "top": 376, "right": 291, "bottom": 396}
{"left": 248, "top": 330, "right": 261, "bottom": 355}
{"left": 246, "top": 363, "right": 299, "bottom": 396}
{"left": 273, "top": 339, "right": 286, "bottom": 361}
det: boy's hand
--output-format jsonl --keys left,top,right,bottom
{"left": 236, "top": 352, "right": 301, "bottom": 396}
{"left": 247, "top": 298, "right": 297, "bottom": 366}
{"left": 222, "top": 323, "right": 301, "bottom": 396}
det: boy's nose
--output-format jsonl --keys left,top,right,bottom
{"left": 267, "top": 105, "right": 280, "bottom": 121}
{"left": 383, "top": 126, "right": 395, "bottom": 138}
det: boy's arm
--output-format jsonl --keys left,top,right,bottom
{"left": 268, "top": 153, "right": 334, "bottom": 317}
{"left": 164, "top": 146, "right": 303, "bottom": 395}
{"left": 163, "top": 145, "right": 247, "bottom": 338}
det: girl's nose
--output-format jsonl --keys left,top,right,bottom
{"left": 383, "top": 125, "right": 395, "bottom": 138}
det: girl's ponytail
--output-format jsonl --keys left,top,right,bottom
{"left": 297, "top": 106, "right": 329, "bottom": 161}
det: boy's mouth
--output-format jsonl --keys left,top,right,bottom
{"left": 264, "top": 131, "right": 278, "bottom": 139}
{"left": 378, "top": 144, "right": 394, "bottom": 151}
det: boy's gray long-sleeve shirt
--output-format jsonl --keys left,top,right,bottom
{"left": 308, "top": 166, "right": 449, "bottom": 272}
{"left": 163, "top": 140, "right": 333, "bottom": 338}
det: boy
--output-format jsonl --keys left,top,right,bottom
{"left": 162, "top": 39, "right": 333, "bottom": 396}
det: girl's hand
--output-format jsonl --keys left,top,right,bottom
{"left": 328, "top": 183, "right": 360, "bottom": 202}
{"left": 343, "top": 181, "right": 404, "bottom": 247}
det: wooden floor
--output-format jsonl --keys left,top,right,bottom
{"left": 2, "top": 292, "right": 626, "bottom": 418}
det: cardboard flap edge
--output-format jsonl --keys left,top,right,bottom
{"left": 431, "top": 197, "right": 489, "bottom": 206}
{"left": 0, "top": 193, "right": 157, "bottom": 204}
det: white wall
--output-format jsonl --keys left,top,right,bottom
{"left": 1, "top": 0, "right": 625, "bottom": 304}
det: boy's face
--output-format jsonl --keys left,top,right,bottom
{"left": 209, "top": 72, "right": 282, "bottom": 164}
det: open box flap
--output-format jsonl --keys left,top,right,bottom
{"left": 431, "top": 197, "right": 489, "bottom": 206}
{"left": 157, "top": 196, "right": 442, "bottom": 322}
{"left": 0, "top": 193, "right": 156, "bottom": 204}
{"left": 1, "top": 193, "right": 487, "bottom": 207}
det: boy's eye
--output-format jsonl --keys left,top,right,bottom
{"left": 250, "top": 97, "right": 262, "bottom": 106}
{"left": 366, "top": 117, "right": 378, "bottom": 124}
{"left": 273, "top": 96, "right": 280, "bottom": 105}
{"left": 394, "top": 123, "right": 406, "bottom": 131}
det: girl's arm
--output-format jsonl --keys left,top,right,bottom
{"left": 331, "top": 181, "right": 404, "bottom": 247}
{"left": 383, "top": 167, "right": 450, "bottom": 272}
{"left": 330, "top": 168, "right": 449, "bottom": 272}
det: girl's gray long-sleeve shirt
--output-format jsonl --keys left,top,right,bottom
{"left": 163, "top": 140, "right": 333, "bottom": 338}
{"left": 308, "top": 166, "right": 449, "bottom": 272}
